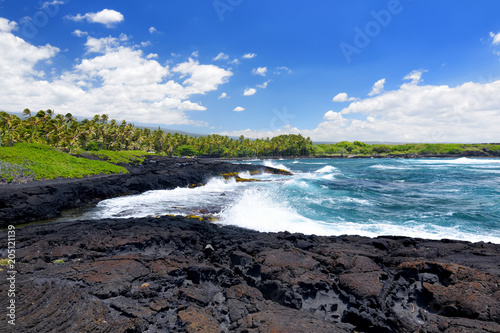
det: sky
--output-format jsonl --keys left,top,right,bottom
{"left": 1, "top": 0, "right": 500, "bottom": 143}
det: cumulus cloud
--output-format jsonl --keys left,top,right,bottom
{"left": 332, "top": 92, "right": 357, "bottom": 102}
{"left": 72, "top": 29, "right": 87, "bottom": 37}
{"left": 243, "top": 88, "right": 256, "bottom": 96}
{"left": 213, "top": 52, "right": 229, "bottom": 61}
{"left": 149, "top": 26, "right": 157, "bottom": 34}
{"left": 233, "top": 106, "right": 245, "bottom": 112}
{"left": 173, "top": 58, "right": 233, "bottom": 96}
{"left": 0, "top": 18, "right": 18, "bottom": 32}
{"left": 257, "top": 80, "right": 271, "bottom": 89}
{"left": 490, "top": 32, "right": 500, "bottom": 45}
{"left": 220, "top": 70, "right": 500, "bottom": 143}
{"left": 242, "top": 53, "right": 256, "bottom": 59}
{"left": 403, "top": 69, "right": 426, "bottom": 85}
{"left": 218, "top": 92, "right": 228, "bottom": 99}
{"left": 0, "top": 23, "right": 233, "bottom": 126}
{"left": 66, "top": 9, "right": 124, "bottom": 28}
{"left": 368, "top": 78, "right": 385, "bottom": 96}
{"left": 252, "top": 67, "right": 267, "bottom": 76}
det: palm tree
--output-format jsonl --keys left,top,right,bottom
{"left": 0, "top": 112, "right": 20, "bottom": 147}
{"left": 48, "top": 114, "right": 66, "bottom": 147}
{"left": 22, "top": 108, "right": 34, "bottom": 143}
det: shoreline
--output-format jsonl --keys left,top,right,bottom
{"left": 1, "top": 157, "right": 499, "bottom": 332}
{"left": 1, "top": 215, "right": 498, "bottom": 332}
{"left": 0, "top": 156, "right": 289, "bottom": 228}
{"left": 221, "top": 154, "right": 500, "bottom": 161}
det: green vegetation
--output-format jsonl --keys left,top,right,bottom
{"left": 0, "top": 110, "right": 314, "bottom": 158}
{"left": 0, "top": 143, "right": 127, "bottom": 183}
{"left": 79, "top": 150, "right": 149, "bottom": 164}
{"left": 315, "top": 141, "right": 500, "bottom": 157}
{"left": 174, "top": 145, "right": 198, "bottom": 157}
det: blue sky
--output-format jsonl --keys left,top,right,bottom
{"left": 1, "top": 0, "right": 500, "bottom": 142}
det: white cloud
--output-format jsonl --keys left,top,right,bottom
{"left": 213, "top": 52, "right": 229, "bottom": 61}
{"left": 66, "top": 9, "right": 124, "bottom": 28}
{"left": 323, "top": 110, "right": 344, "bottom": 122}
{"left": 218, "top": 92, "right": 228, "bottom": 99}
{"left": 173, "top": 58, "right": 233, "bottom": 96}
{"left": 257, "top": 80, "right": 271, "bottom": 89}
{"left": 242, "top": 53, "right": 256, "bottom": 59}
{"left": 146, "top": 53, "right": 158, "bottom": 59}
{"left": 40, "top": 1, "right": 64, "bottom": 9}
{"left": 332, "top": 92, "right": 357, "bottom": 102}
{"left": 252, "top": 67, "right": 267, "bottom": 76}
{"left": 149, "top": 26, "right": 157, "bottom": 34}
{"left": 0, "top": 18, "right": 18, "bottom": 33}
{"left": 220, "top": 71, "right": 500, "bottom": 143}
{"left": 233, "top": 106, "right": 245, "bottom": 112}
{"left": 368, "top": 78, "right": 385, "bottom": 96}
{"left": 84, "top": 35, "right": 121, "bottom": 53}
{"left": 243, "top": 88, "right": 256, "bottom": 96}
{"left": 72, "top": 29, "right": 87, "bottom": 37}
{"left": 0, "top": 26, "right": 233, "bottom": 126}
{"left": 191, "top": 51, "right": 199, "bottom": 58}
{"left": 403, "top": 69, "right": 426, "bottom": 85}
{"left": 274, "top": 66, "right": 291, "bottom": 75}
{"left": 490, "top": 32, "right": 500, "bottom": 45}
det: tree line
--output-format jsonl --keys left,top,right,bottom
{"left": 0, "top": 110, "right": 314, "bottom": 157}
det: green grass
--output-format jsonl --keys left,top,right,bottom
{"left": 0, "top": 143, "right": 128, "bottom": 183}
{"left": 79, "top": 150, "right": 150, "bottom": 164}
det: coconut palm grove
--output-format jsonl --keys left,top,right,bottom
{"left": 0, "top": 109, "right": 314, "bottom": 157}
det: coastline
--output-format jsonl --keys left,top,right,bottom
{"left": 1, "top": 157, "right": 499, "bottom": 332}
{"left": 222, "top": 153, "right": 500, "bottom": 161}
{"left": 0, "top": 156, "right": 290, "bottom": 228}
{"left": 1, "top": 216, "right": 498, "bottom": 332}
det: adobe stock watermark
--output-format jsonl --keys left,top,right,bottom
{"left": 5, "top": 225, "right": 16, "bottom": 326}
{"left": 263, "top": 107, "right": 295, "bottom": 132}
{"left": 21, "top": 0, "right": 65, "bottom": 38}
{"left": 213, "top": 0, "right": 243, "bottom": 22}
{"left": 340, "top": 0, "right": 409, "bottom": 64}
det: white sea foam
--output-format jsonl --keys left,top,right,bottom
{"left": 369, "top": 164, "right": 410, "bottom": 170}
{"left": 263, "top": 160, "right": 291, "bottom": 171}
{"left": 217, "top": 191, "right": 500, "bottom": 242}
{"left": 217, "top": 188, "right": 336, "bottom": 235}
{"left": 320, "top": 174, "right": 336, "bottom": 181}
{"left": 417, "top": 158, "right": 500, "bottom": 165}
{"left": 285, "top": 179, "right": 310, "bottom": 189}
{"left": 315, "top": 165, "right": 339, "bottom": 173}
{"left": 92, "top": 177, "right": 242, "bottom": 219}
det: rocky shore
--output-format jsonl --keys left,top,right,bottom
{"left": 0, "top": 156, "right": 289, "bottom": 228}
{"left": 0, "top": 157, "right": 499, "bottom": 332}
{"left": 1, "top": 216, "right": 499, "bottom": 332}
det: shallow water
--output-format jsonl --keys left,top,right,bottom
{"left": 85, "top": 158, "right": 500, "bottom": 243}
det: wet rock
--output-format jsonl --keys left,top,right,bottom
{"left": 0, "top": 156, "right": 288, "bottom": 227}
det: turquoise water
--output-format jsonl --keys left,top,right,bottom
{"left": 90, "top": 158, "right": 500, "bottom": 243}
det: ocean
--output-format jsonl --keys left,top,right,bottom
{"left": 85, "top": 157, "right": 500, "bottom": 244}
